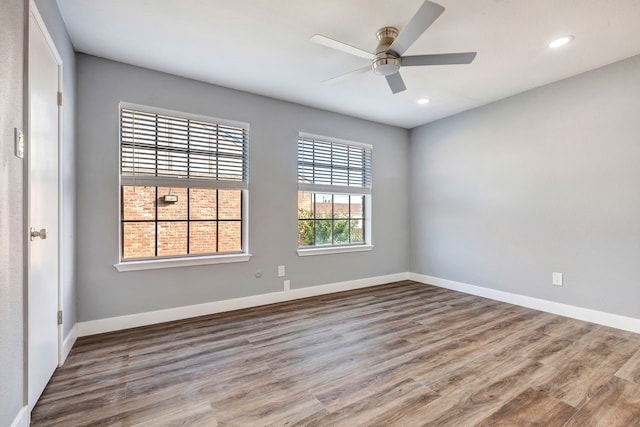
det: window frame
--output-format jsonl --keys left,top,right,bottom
{"left": 296, "top": 132, "right": 373, "bottom": 256}
{"left": 114, "top": 103, "right": 251, "bottom": 271}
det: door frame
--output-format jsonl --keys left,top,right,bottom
{"left": 26, "top": 0, "right": 64, "bottom": 408}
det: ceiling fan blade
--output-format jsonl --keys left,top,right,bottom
{"left": 402, "top": 52, "right": 477, "bottom": 66}
{"left": 322, "top": 66, "right": 371, "bottom": 84}
{"left": 385, "top": 73, "right": 406, "bottom": 94}
{"left": 390, "top": 1, "right": 445, "bottom": 56}
{"left": 311, "top": 34, "right": 375, "bottom": 60}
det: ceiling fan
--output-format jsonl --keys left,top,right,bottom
{"left": 311, "top": 0, "right": 477, "bottom": 94}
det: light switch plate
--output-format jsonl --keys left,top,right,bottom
{"left": 278, "top": 265, "right": 285, "bottom": 277}
{"left": 15, "top": 128, "right": 24, "bottom": 159}
{"left": 552, "top": 272, "right": 563, "bottom": 286}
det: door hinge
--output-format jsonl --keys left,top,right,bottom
{"left": 57, "top": 91, "right": 62, "bottom": 106}
{"left": 57, "top": 310, "right": 63, "bottom": 325}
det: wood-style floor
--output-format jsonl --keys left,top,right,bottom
{"left": 32, "top": 281, "right": 640, "bottom": 426}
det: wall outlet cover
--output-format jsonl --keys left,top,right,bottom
{"left": 552, "top": 272, "right": 563, "bottom": 286}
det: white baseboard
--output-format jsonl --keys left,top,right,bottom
{"left": 409, "top": 273, "right": 640, "bottom": 334}
{"left": 61, "top": 323, "right": 78, "bottom": 364}
{"left": 77, "top": 273, "right": 410, "bottom": 336}
{"left": 10, "top": 406, "right": 29, "bottom": 427}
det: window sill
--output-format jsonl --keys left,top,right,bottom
{"left": 297, "top": 245, "right": 374, "bottom": 257}
{"left": 114, "top": 253, "right": 252, "bottom": 272}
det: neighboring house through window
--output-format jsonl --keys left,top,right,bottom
{"left": 297, "top": 133, "right": 372, "bottom": 255}
{"left": 118, "top": 104, "right": 249, "bottom": 268}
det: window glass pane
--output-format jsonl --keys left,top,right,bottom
{"left": 314, "top": 194, "right": 332, "bottom": 219}
{"left": 350, "top": 220, "right": 364, "bottom": 244}
{"left": 189, "top": 153, "right": 216, "bottom": 178}
{"left": 349, "top": 170, "right": 364, "bottom": 187}
{"left": 157, "top": 187, "right": 188, "bottom": 220}
{"left": 296, "top": 191, "right": 367, "bottom": 248}
{"left": 298, "top": 220, "right": 314, "bottom": 247}
{"left": 189, "top": 188, "right": 217, "bottom": 220}
{"left": 218, "top": 190, "right": 241, "bottom": 220}
{"left": 218, "top": 221, "right": 241, "bottom": 252}
{"left": 157, "top": 151, "right": 188, "bottom": 177}
{"left": 123, "top": 222, "right": 155, "bottom": 259}
{"left": 189, "top": 221, "right": 217, "bottom": 254}
{"left": 315, "top": 220, "right": 332, "bottom": 245}
{"left": 333, "top": 194, "right": 349, "bottom": 218}
{"left": 314, "top": 166, "right": 332, "bottom": 185}
{"left": 298, "top": 192, "right": 313, "bottom": 219}
{"left": 157, "top": 221, "right": 188, "bottom": 256}
{"left": 350, "top": 195, "right": 364, "bottom": 219}
{"left": 334, "top": 220, "right": 349, "bottom": 244}
{"left": 122, "top": 186, "right": 155, "bottom": 221}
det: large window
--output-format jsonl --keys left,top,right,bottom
{"left": 297, "top": 133, "right": 372, "bottom": 251}
{"left": 119, "top": 104, "right": 248, "bottom": 263}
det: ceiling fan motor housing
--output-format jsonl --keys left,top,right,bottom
{"left": 372, "top": 27, "right": 401, "bottom": 76}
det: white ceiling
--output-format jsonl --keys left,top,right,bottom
{"left": 55, "top": 0, "right": 640, "bottom": 129}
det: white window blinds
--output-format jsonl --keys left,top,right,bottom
{"left": 297, "top": 134, "right": 372, "bottom": 194}
{"left": 120, "top": 106, "right": 248, "bottom": 189}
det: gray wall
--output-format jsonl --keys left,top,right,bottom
{"left": 76, "top": 54, "right": 410, "bottom": 322}
{"left": 35, "top": 0, "right": 77, "bottom": 340}
{"left": 410, "top": 55, "right": 640, "bottom": 318}
{"left": 0, "top": 0, "right": 26, "bottom": 423}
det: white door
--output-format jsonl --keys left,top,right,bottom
{"left": 28, "top": 5, "right": 62, "bottom": 408}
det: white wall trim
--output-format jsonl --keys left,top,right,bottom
{"left": 114, "top": 253, "right": 252, "bottom": 272}
{"left": 10, "top": 406, "right": 29, "bottom": 427}
{"left": 409, "top": 273, "right": 640, "bottom": 334}
{"left": 61, "top": 323, "right": 78, "bottom": 365}
{"left": 77, "top": 272, "right": 410, "bottom": 336}
{"left": 297, "top": 245, "right": 374, "bottom": 257}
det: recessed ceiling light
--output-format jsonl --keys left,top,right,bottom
{"left": 548, "top": 35, "right": 574, "bottom": 49}
{"left": 417, "top": 98, "right": 430, "bottom": 105}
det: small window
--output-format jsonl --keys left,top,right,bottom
{"left": 119, "top": 105, "right": 248, "bottom": 262}
{"left": 297, "top": 133, "right": 372, "bottom": 249}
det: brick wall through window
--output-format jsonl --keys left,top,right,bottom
{"left": 122, "top": 186, "right": 242, "bottom": 259}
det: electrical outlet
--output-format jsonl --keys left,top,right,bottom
{"left": 278, "top": 265, "right": 285, "bottom": 277}
{"left": 552, "top": 272, "right": 563, "bottom": 286}
{"left": 283, "top": 280, "right": 290, "bottom": 291}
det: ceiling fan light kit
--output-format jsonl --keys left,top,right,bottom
{"left": 311, "top": 0, "right": 477, "bottom": 94}
{"left": 372, "top": 55, "right": 401, "bottom": 76}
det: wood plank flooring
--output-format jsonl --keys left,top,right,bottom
{"left": 31, "top": 281, "right": 640, "bottom": 426}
